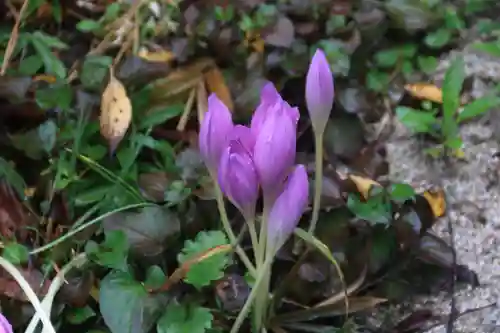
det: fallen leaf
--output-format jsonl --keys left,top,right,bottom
{"left": 347, "top": 174, "right": 381, "bottom": 199}
{"left": 404, "top": 83, "right": 443, "bottom": 104}
{"left": 422, "top": 188, "right": 446, "bottom": 218}
{"left": 103, "top": 206, "right": 180, "bottom": 257}
{"left": 264, "top": 16, "right": 295, "bottom": 48}
{"left": 204, "top": 66, "right": 233, "bottom": 111}
{"left": 138, "top": 49, "right": 175, "bottom": 63}
{"left": 0, "top": 268, "right": 50, "bottom": 301}
{"left": 100, "top": 68, "right": 133, "bottom": 154}
{"left": 215, "top": 274, "right": 250, "bottom": 313}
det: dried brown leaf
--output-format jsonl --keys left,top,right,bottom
{"left": 100, "top": 68, "right": 132, "bottom": 153}
{"left": 204, "top": 66, "right": 233, "bottom": 111}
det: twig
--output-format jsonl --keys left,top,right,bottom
{"left": 1, "top": 0, "right": 29, "bottom": 75}
{"left": 0, "top": 257, "right": 55, "bottom": 333}
{"left": 25, "top": 254, "right": 87, "bottom": 333}
{"left": 422, "top": 303, "right": 495, "bottom": 333}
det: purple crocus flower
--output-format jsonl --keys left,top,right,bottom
{"left": 199, "top": 94, "right": 234, "bottom": 175}
{"left": 229, "top": 125, "right": 255, "bottom": 153}
{"left": 0, "top": 314, "right": 12, "bottom": 333}
{"left": 218, "top": 139, "right": 259, "bottom": 220}
{"left": 253, "top": 99, "right": 298, "bottom": 202}
{"left": 267, "top": 165, "right": 309, "bottom": 253}
{"left": 305, "top": 49, "right": 334, "bottom": 134}
{"left": 250, "top": 82, "right": 299, "bottom": 138}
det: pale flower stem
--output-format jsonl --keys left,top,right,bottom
{"left": 247, "top": 218, "right": 261, "bottom": 267}
{"left": 230, "top": 256, "right": 273, "bottom": 333}
{"left": 0, "top": 257, "right": 56, "bottom": 333}
{"left": 308, "top": 132, "right": 324, "bottom": 235}
{"left": 254, "top": 198, "right": 272, "bottom": 332}
{"left": 214, "top": 184, "right": 257, "bottom": 277}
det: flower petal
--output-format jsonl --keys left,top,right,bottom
{"left": 199, "top": 94, "right": 234, "bottom": 174}
{"left": 267, "top": 165, "right": 309, "bottom": 252}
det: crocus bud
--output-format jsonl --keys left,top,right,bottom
{"left": 0, "top": 314, "right": 12, "bottom": 333}
{"left": 199, "top": 94, "right": 234, "bottom": 175}
{"left": 251, "top": 82, "right": 299, "bottom": 138}
{"left": 253, "top": 101, "right": 297, "bottom": 201}
{"left": 267, "top": 165, "right": 309, "bottom": 253}
{"left": 218, "top": 139, "right": 259, "bottom": 219}
{"left": 305, "top": 49, "right": 334, "bottom": 135}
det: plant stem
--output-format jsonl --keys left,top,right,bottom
{"left": 230, "top": 256, "right": 273, "bottom": 333}
{"left": 214, "top": 185, "right": 257, "bottom": 277}
{"left": 0, "top": 257, "right": 55, "bottom": 333}
{"left": 247, "top": 217, "right": 260, "bottom": 267}
{"left": 30, "top": 202, "right": 156, "bottom": 255}
{"left": 308, "top": 132, "right": 324, "bottom": 234}
{"left": 254, "top": 198, "right": 272, "bottom": 331}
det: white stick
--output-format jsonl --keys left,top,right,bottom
{"left": 25, "top": 254, "right": 87, "bottom": 333}
{"left": 0, "top": 257, "right": 55, "bottom": 333}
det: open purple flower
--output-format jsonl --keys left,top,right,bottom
{"left": 267, "top": 165, "right": 309, "bottom": 253}
{"left": 218, "top": 138, "right": 259, "bottom": 220}
{"left": 199, "top": 94, "right": 234, "bottom": 175}
{"left": 0, "top": 314, "right": 12, "bottom": 333}
{"left": 306, "top": 49, "right": 334, "bottom": 135}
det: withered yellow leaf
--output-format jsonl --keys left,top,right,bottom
{"left": 422, "top": 188, "right": 446, "bottom": 218}
{"left": 100, "top": 68, "right": 132, "bottom": 154}
{"left": 404, "top": 83, "right": 443, "bottom": 104}
{"left": 348, "top": 174, "right": 381, "bottom": 200}
{"left": 138, "top": 49, "right": 175, "bottom": 63}
{"left": 204, "top": 66, "right": 233, "bottom": 111}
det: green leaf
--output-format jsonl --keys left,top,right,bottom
{"left": 425, "top": 28, "right": 452, "bottom": 48}
{"left": 395, "top": 106, "right": 438, "bottom": 133}
{"left": 9, "top": 128, "right": 45, "bottom": 160}
{"left": 0, "top": 157, "right": 26, "bottom": 199}
{"left": 473, "top": 41, "right": 500, "bottom": 57}
{"left": 18, "top": 55, "right": 43, "bottom": 75}
{"left": 35, "top": 82, "right": 73, "bottom": 110}
{"left": 66, "top": 306, "right": 96, "bottom": 324}
{"left": 138, "top": 104, "right": 184, "bottom": 130}
{"left": 347, "top": 194, "right": 391, "bottom": 225}
{"left": 157, "top": 303, "right": 213, "bottom": 333}
{"left": 367, "top": 70, "right": 390, "bottom": 93}
{"left": 444, "top": 6, "right": 464, "bottom": 30}
{"left": 374, "top": 44, "right": 417, "bottom": 68}
{"left": 31, "top": 31, "right": 68, "bottom": 50}
{"left": 74, "top": 185, "right": 110, "bottom": 206}
{"left": 38, "top": 120, "right": 57, "bottom": 153}
{"left": 100, "top": 270, "right": 167, "bottom": 333}
{"left": 389, "top": 183, "right": 415, "bottom": 203}
{"left": 104, "top": 3, "right": 122, "bottom": 20}
{"left": 417, "top": 56, "right": 438, "bottom": 74}
{"left": 81, "top": 55, "right": 113, "bottom": 90}
{"left": 442, "top": 58, "right": 465, "bottom": 139}
{"left": 401, "top": 60, "right": 414, "bottom": 79}
{"left": 177, "top": 230, "right": 229, "bottom": 289}
{"left": 86, "top": 230, "right": 129, "bottom": 270}
{"left": 145, "top": 266, "right": 166, "bottom": 289}
{"left": 77, "top": 19, "right": 101, "bottom": 32}
{"left": 30, "top": 34, "right": 67, "bottom": 78}
{"left": 457, "top": 96, "right": 500, "bottom": 123}
{"left": 3, "top": 242, "right": 29, "bottom": 265}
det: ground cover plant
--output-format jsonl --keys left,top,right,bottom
{"left": 0, "top": 0, "right": 498, "bottom": 332}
